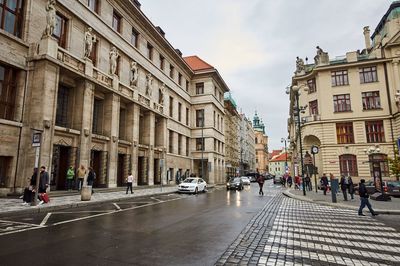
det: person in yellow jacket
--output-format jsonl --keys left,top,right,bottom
{"left": 76, "top": 165, "right": 86, "bottom": 191}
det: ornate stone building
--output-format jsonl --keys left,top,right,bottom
{"left": 253, "top": 112, "right": 269, "bottom": 174}
{"left": 223, "top": 92, "right": 240, "bottom": 178}
{"left": 239, "top": 114, "right": 256, "bottom": 175}
{"left": 0, "top": 0, "right": 229, "bottom": 195}
{"left": 288, "top": 1, "right": 400, "bottom": 182}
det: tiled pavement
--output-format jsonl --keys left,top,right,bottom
{"left": 216, "top": 193, "right": 400, "bottom": 266}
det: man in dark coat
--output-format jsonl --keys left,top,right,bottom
{"left": 358, "top": 179, "right": 378, "bottom": 216}
{"left": 339, "top": 175, "right": 348, "bottom": 201}
{"left": 320, "top": 173, "right": 329, "bottom": 195}
{"left": 256, "top": 173, "right": 265, "bottom": 196}
{"left": 39, "top": 166, "right": 49, "bottom": 193}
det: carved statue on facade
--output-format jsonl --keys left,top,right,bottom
{"left": 109, "top": 46, "right": 120, "bottom": 75}
{"left": 84, "top": 27, "right": 97, "bottom": 58}
{"left": 159, "top": 83, "right": 166, "bottom": 105}
{"left": 314, "top": 46, "right": 329, "bottom": 65}
{"left": 43, "top": 0, "right": 56, "bottom": 38}
{"left": 145, "top": 73, "right": 153, "bottom": 97}
{"left": 130, "top": 61, "right": 139, "bottom": 86}
{"left": 295, "top": 56, "right": 305, "bottom": 75}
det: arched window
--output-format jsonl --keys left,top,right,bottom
{"left": 339, "top": 154, "right": 358, "bottom": 176}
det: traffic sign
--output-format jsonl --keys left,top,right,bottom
{"left": 32, "top": 133, "right": 41, "bottom": 147}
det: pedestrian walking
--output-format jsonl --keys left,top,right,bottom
{"left": 348, "top": 176, "right": 355, "bottom": 200}
{"left": 256, "top": 173, "right": 265, "bottom": 196}
{"left": 281, "top": 175, "right": 286, "bottom": 187}
{"left": 321, "top": 173, "right": 329, "bottom": 195}
{"left": 305, "top": 175, "right": 311, "bottom": 191}
{"left": 126, "top": 172, "right": 134, "bottom": 194}
{"left": 76, "top": 165, "right": 86, "bottom": 191}
{"left": 22, "top": 168, "right": 37, "bottom": 205}
{"left": 294, "top": 175, "right": 300, "bottom": 190}
{"left": 339, "top": 175, "right": 348, "bottom": 201}
{"left": 66, "top": 166, "right": 75, "bottom": 191}
{"left": 358, "top": 179, "right": 378, "bottom": 216}
{"left": 287, "top": 175, "right": 293, "bottom": 188}
{"left": 38, "top": 166, "right": 49, "bottom": 205}
{"left": 87, "top": 167, "right": 96, "bottom": 194}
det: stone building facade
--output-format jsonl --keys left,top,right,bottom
{"left": 224, "top": 92, "right": 240, "bottom": 178}
{"left": 0, "top": 0, "right": 229, "bottom": 195}
{"left": 287, "top": 1, "right": 400, "bottom": 182}
{"left": 239, "top": 114, "right": 256, "bottom": 175}
{"left": 253, "top": 112, "right": 269, "bottom": 174}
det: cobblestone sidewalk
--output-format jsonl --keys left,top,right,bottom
{"left": 216, "top": 193, "right": 400, "bottom": 265}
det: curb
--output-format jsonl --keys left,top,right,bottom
{"left": 282, "top": 190, "right": 400, "bottom": 215}
{"left": 0, "top": 189, "right": 178, "bottom": 218}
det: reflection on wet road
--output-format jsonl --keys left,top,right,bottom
{"left": 0, "top": 181, "right": 281, "bottom": 266}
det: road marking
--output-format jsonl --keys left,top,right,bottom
{"left": 0, "top": 219, "right": 41, "bottom": 227}
{"left": 52, "top": 211, "right": 112, "bottom": 214}
{"left": 40, "top": 213, "right": 52, "bottom": 226}
{"left": 113, "top": 203, "right": 121, "bottom": 210}
{"left": 150, "top": 197, "right": 163, "bottom": 202}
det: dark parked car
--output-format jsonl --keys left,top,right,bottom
{"left": 385, "top": 181, "right": 400, "bottom": 197}
{"left": 227, "top": 177, "right": 244, "bottom": 191}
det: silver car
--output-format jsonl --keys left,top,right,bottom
{"left": 241, "top": 176, "right": 251, "bottom": 185}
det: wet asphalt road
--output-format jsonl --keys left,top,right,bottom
{"left": 0, "top": 182, "right": 278, "bottom": 266}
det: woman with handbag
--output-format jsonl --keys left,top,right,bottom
{"left": 22, "top": 168, "right": 37, "bottom": 205}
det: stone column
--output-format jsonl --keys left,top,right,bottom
{"left": 393, "top": 60, "right": 400, "bottom": 93}
{"left": 104, "top": 93, "right": 120, "bottom": 187}
{"left": 207, "top": 154, "right": 215, "bottom": 184}
{"left": 147, "top": 112, "right": 155, "bottom": 185}
{"left": 77, "top": 81, "right": 95, "bottom": 169}
{"left": 131, "top": 104, "right": 140, "bottom": 186}
{"left": 161, "top": 117, "right": 168, "bottom": 185}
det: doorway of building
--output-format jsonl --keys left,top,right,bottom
{"left": 117, "top": 154, "right": 125, "bottom": 187}
{"left": 154, "top": 159, "right": 160, "bottom": 184}
{"left": 138, "top": 156, "right": 144, "bottom": 185}
{"left": 91, "top": 150, "right": 101, "bottom": 187}
{"left": 51, "top": 145, "right": 70, "bottom": 190}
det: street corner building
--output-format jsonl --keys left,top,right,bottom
{"left": 287, "top": 1, "right": 400, "bottom": 183}
{"left": 0, "top": 0, "right": 233, "bottom": 195}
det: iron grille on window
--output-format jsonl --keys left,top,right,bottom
{"left": 0, "top": 0, "right": 24, "bottom": 38}
{"left": 362, "top": 91, "right": 381, "bottom": 110}
{"left": 339, "top": 154, "right": 358, "bottom": 176}
{"left": 0, "top": 64, "right": 16, "bottom": 121}
{"left": 55, "top": 85, "right": 70, "bottom": 127}
{"left": 333, "top": 94, "right": 351, "bottom": 112}
{"left": 331, "top": 70, "right": 349, "bottom": 86}
{"left": 365, "top": 120, "right": 385, "bottom": 143}
{"left": 359, "top": 66, "right": 378, "bottom": 83}
{"left": 336, "top": 122, "right": 354, "bottom": 144}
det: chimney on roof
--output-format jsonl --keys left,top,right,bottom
{"left": 156, "top": 26, "right": 165, "bottom": 37}
{"left": 175, "top": 49, "right": 182, "bottom": 56}
{"left": 363, "top": 26, "right": 371, "bottom": 52}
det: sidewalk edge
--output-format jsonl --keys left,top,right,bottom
{"left": 282, "top": 190, "right": 400, "bottom": 215}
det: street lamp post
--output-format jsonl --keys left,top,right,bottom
{"left": 292, "top": 85, "right": 307, "bottom": 196}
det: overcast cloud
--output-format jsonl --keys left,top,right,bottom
{"left": 142, "top": 0, "right": 390, "bottom": 150}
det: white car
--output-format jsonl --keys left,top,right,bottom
{"left": 178, "top": 178, "right": 207, "bottom": 194}
{"left": 241, "top": 176, "right": 251, "bottom": 185}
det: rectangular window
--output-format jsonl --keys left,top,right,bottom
{"left": 119, "top": 108, "right": 126, "bottom": 140}
{"left": 196, "top": 138, "right": 204, "bottom": 151}
{"left": 112, "top": 11, "right": 121, "bottom": 32}
{"left": 186, "top": 107, "right": 189, "bottom": 126}
{"left": 196, "top": 109, "right": 204, "bottom": 127}
{"left": 146, "top": 43, "right": 153, "bottom": 60}
{"left": 186, "top": 80, "right": 189, "bottom": 92}
{"left": 360, "top": 66, "right": 378, "bottom": 83}
{"left": 178, "top": 134, "right": 182, "bottom": 155}
{"left": 131, "top": 28, "right": 139, "bottom": 48}
{"left": 196, "top": 83, "right": 204, "bottom": 95}
{"left": 362, "top": 91, "right": 381, "bottom": 110}
{"left": 169, "top": 96, "right": 173, "bottom": 117}
{"left": 169, "top": 130, "right": 174, "bottom": 153}
{"left": 214, "top": 86, "right": 217, "bottom": 96}
{"left": 186, "top": 137, "right": 190, "bottom": 156}
{"left": 55, "top": 85, "right": 70, "bottom": 127}
{"left": 53, "top": 13, "right": 68, "bottom": 48}
{"left": 178, "top": 102, "right": 182, "bottom": 122}
{"left": 336, "top": 122, "right": 354, "bottom": 144}
{"left": 87, "top": 0, "right": 99, "bottom": 13}
{"left": 92, "top": 98, "right": 104, "bottom": 135}
{"left": 169, "top": 65, "right": 174, "bottom": 79}
{"left": 366, "top": 120, "right": 385, "bottom": 143}
{"left": 309, "top": 100, "right": 318, "bottom": 115}
{"left": 0, "top": 0, "right": 24, "bottom": 38}
{"left": 333, "top": 94, "right": 351, "bottom": 112}
{"left": 307, "top": 78, "right": 316, "bottom": 94}
{"left": 214, "top": 139, "right": 217, "bottom": 151}
{"left": 213, "top": 111, "right": 216, "bottom": 127}
{"left": 331, "top": 70, "right": 349, "bottom": 86}
{"left": 339, "top": 155, "right": 358, "bottom": 176}
{"left": 0, "top": 64, "right": 17, "bottom": 120}
{"left": 178, "top": 73, "right": 182, "bottom": 86}
{"left": 159, "top": 55, "right": 165, "bottom": 70}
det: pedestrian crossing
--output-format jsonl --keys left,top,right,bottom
{"left": 259, "top": 198, "right": 400, "bottom": 266}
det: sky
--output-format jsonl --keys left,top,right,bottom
{"left": 141, "top": 0, "right": 391, "bottom": 150}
